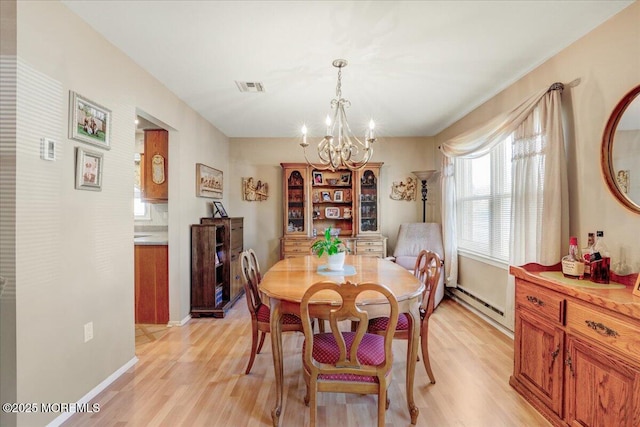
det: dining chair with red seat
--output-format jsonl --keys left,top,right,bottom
{"left": 368, "top": 249, "right": 442, "bottom": 384}
{"left": 240, "top": 250, "right": 304, "bottom": 374}
{"left": 300, "top": 280, "right": 399, "bottom": 427}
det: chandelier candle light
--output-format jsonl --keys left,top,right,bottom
{"left": 300, "top": 59, "right": 376, "bottom": 171}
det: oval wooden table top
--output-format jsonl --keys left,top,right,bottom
{"left": 260, "top": 255, "right": 424, "bottom": 305}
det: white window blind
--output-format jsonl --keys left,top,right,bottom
{"left": 455, "top": 137, "right": 512, "bottom": 262}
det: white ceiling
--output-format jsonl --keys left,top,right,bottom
{"left": 62, "top": 0, "right": 633, "bottom": 138}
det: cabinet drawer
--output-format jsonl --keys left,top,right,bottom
{"left": 283, "top": 241, "right": 312, "bottom": 255}
{"left": 566, "top": 301, "right": 640, "bottom": 364}
{"left": 515, "top": 279, "right": 564, "bottom": 325}
{"left": 356, "top": 240, "right": 383, "bottom": 248}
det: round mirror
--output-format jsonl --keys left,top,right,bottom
{"left": 601, "top": 85, "right": 640, "bottom": 214}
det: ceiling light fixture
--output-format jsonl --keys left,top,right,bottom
{"left": 300, "top": 59, "right": 376, "bottom": 171}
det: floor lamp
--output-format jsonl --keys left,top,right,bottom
{"left": 412, "top": 170, "right": 437, "bottom": 222}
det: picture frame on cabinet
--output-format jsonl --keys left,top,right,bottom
{"left": 633, "top": 274, "right": 640, "bottom": 298}
{"left": 340, "top": 172, "right": 351, "bottom": 185}
{"left": 325, "top": 207, "right": 340, "bottom": 218}
{"left": 196, "top": 163, "right": 223, "bottom": 199}
{"left": 334, "top": 190, "right": 343, "bottom": 202}
{"left": 69, "top": 91, "right": 111, "bottom": 150}
{"left": 75, "top": 147, "right": 103, "bottom": 191}
{"left": 212, "top": 201, "right": 228, "bottom": 218}
{"left": 313, "top": 171, "right": 323, "bottom": 185}
{"left": 321, "top": 191, "right": 331, "bottom": 202}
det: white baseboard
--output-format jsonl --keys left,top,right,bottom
{"left": 168, "top": 313, "right": 191, "bottom": 327}
{"left": 46, "top": 356, "right": 138, "bottom": 427}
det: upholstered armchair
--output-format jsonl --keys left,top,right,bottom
{"left": 390, "top": 223, "right": 445, "bottom": 308}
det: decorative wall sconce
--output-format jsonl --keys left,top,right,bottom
{"left": 242, "top": 177, "right": 269, "bottom": 201}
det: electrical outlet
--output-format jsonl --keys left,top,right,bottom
{"left": 84, "top": 322, "right": 94, "bottom": 342}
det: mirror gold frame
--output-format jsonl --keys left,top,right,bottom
{"left": 601, "top": 85, "right": 640, "bottom": 215}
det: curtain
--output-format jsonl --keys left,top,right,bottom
{"left": 439, "top": 84, "right": 567, "bottom": 327}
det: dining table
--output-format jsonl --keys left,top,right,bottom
{"left": 259, "top": 254, "right": 425, "bottom": 426}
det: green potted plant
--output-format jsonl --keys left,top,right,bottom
{"left": 311, "top": 227, "right": 347, "bottom": 271}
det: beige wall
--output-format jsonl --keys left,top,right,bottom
{"left": 0, "top": 1, "right": 17, "bottom": 425}
{"left": 229, "top": 136, "right": 439, "bottom": 269}
{"left": 13, "top": 2, "right": 228, "bottom": 425}
{"left": 437, "top": 2, "right": 640, "bottom": 327}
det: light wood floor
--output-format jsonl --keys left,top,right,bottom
{"left": 64, "top": 297, "right": 550, "bottom": 426}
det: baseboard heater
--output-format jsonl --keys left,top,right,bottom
{"left": 453, "top": 286, "right": 505, "bottom": 317}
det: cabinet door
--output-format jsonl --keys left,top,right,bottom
{"left": 134, "top": 245, "right": 168, "bottom": 324}
{"left": 514, "top": 309, "right": 565, "bottom": 417}
{"left": 357, "top": 167, "right": 380, "bottom": 234}
{"left": 283, "top": 167, "right": 308, "bottom": 236}
{"left": 142, "top": 129, "right": 168, "bottom": 202}
{"left": 565, "top": 336, "right": 640, "bottom": 427}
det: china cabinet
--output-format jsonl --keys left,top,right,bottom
{"left": 280, "top": 163, "right": 386, "bottom": 259}
{"left": 510, "top": 264, "right": 640, "bottom": 427}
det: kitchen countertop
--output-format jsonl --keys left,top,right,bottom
{"left": 134, "top": 232, "right": 168, "bottom": 246}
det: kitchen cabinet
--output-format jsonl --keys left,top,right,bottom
{"left": 280, "top": 163, "right": 387, "bottom": 259}
{"left": 134, "top": 245, "right": 169, "bottom": 324}
{"left": 142, "top": 129, "right": 168, "bottom": 202}
{"left": 510, "top": 264, "right": 640, "bottom": 427}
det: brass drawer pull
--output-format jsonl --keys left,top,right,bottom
{"left": 585, "top": 320, "right": 619, "bottom": 338}
{"left": 526, "top": 295, "right": 545, "bottom": 307}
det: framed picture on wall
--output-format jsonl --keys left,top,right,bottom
{"left": 69, "top": 91, "right": 111, "bottom": 150}
{"left": 196, "top": 163, "right": 223, "bottom": 199}
{"left": 75, "top": 147, "right": 103, "bottom": 191}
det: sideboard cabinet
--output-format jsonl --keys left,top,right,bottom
{"left": 191, "top": 217, "right": 244, "bottom": 318}
{"left": 280, "top": 163, "right": 387, "bottom": 259}
{"left": 510, "top": 264, "right": 640, "bottom": 427}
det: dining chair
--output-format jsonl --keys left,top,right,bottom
{"left": 247, "top": 248, "right": 261, "bottom": 283}
{"left": 300, "top": 280, "right": 399, "bottom": 427}
{"left": 368, "top": 249, "right": 442, "bottom": 384}
{"left": 240, "top": 250, "right": 304, "bottom": 374}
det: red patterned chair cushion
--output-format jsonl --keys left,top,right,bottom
{"left": 256, "top": 303, "right": 302, "bottom": 325}
{"left": 368, "top": 313, "right": 409, "bottom": 332}
{"left": 303, "top": 332, "right": 387, "bottom": 383}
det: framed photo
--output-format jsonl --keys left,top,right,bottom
{"left": 334, "top": 190, "right": 343, "bottom": 202}
{"left": 196, "top": 163, "right": 223, "bottom": 199}
{"left": 340, "top": 172, "right": 351, "bottom": 185}
{"left": 75, "top": 147, "right": 103, "bottom": 191}
{"left": 69, "top": 91, "right": 111, "bottom": 150}
{"left": 213, "top": 201, "right": 228, "bottom": 218}
{"left": 325, "top": 207, "right": 340, "bottom": 218}
{"left": 321, "top": 191, "right": 331, "bottom": 202}
{"left": 313, "top": 171, "right": 323, "bottom": 185}
{"left": 633, "top": 274, "right": 640, "bottom": 298}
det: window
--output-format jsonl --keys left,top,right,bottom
{"left": 455, "top": 136, "right": 512, "bottom": 262}
{"left": 134, "top": 153, "right": 151, "bottom": 220}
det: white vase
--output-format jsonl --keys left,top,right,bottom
{"left": 327, "top": 251, "right": 346, "bottom": 271}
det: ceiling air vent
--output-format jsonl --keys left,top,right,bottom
{"left": 235, "top": 81, "right": 265, "bottom": 93}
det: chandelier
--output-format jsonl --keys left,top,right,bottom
{"left": 300, "top": 59, "right": 376, "bottom": 171}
